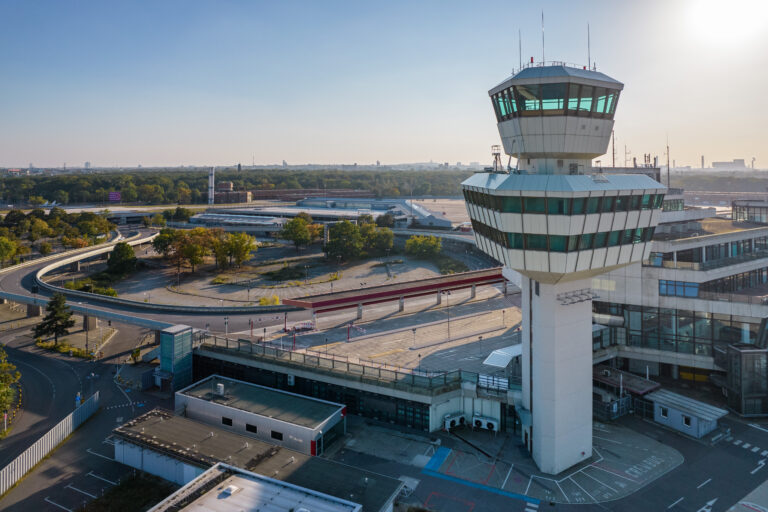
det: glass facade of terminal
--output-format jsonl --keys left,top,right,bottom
{"left": 593, "top": 302, "right": 761, "bottom": 356}
{"left": 463, "top": 190, "right": 664, "bottom": 214}
{"left": 733, "top": 203, "right": 768, "bottom": 224}
{"left": 647, "top": 236, "right": 768, "bottom": 270}
{"left": 662, "top": 198, "right": 684, "bottom": 212}
{"left": 491, "top": 83, "right": 620, "bottom": 121}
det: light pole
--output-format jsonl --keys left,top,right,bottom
{"left": 502, "top": 309, "right": 506, "bottom": 328}
{"left": 304, "top": 265, "right": 309, "bottom": 284}
{"left": 412, "top": 328, "right": 416, "bottom": 347}
{"left": 442, "top": 291, "right": 451, "bottom": 341}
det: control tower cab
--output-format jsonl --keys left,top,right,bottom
{"left": 463, "top": 63, "right": 665, "bottom": 475}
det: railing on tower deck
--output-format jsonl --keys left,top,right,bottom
{"left": 666, "top": 188, "right": 685, "bottom": 195}
{"left": 195, "top": 334, "right": 522, "bottom": 395}
{"left": 509, "top": 60, "right": 594, "bottom": 76}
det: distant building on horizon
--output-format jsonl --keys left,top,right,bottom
{"left": 712, "top": 158, "right": 747, "bottom": 169}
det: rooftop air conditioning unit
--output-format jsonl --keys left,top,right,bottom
{"left": 472, "top": 416, "right": 498, "bottom": 432}
{"left": 444, "top": 413, "right": 466, "bottom": 430}
{"left": 216, "top": 383, "right": 225, "bottom": 395}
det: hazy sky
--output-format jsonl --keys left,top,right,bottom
{"left": 1, "top": 0, "right": 767, "bottom": 168}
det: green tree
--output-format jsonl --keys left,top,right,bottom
{"left": 295, "top": 211, "right": 313, "bottom": 224}
{"left": 405, "top": 235, "right": 442, "bottom": 259}
{"left": 326, "top": 220, "right": 362, "bottom": 261}
{"left": 52, "top": 190, "right": 69, "bottom": 205}
{"left": 358, "top": 214, "right": 374, "bottom": 225}
{"left": 0, "top": 346, "right": 20, "bottom": 413}
{"left": 375, "top": 213, "right": 395, "bottom": 228}
{"left": 38, "top": 241, "right": 52, "bottom": 255}
{"left": 107, "top": 242, "right": 137, "bottom": 275}
{"left": 281, "top": 218, "right": 310, "bottom": 251}
{"left": 28, "top": 218, "right": 52, "bottom": 241}
{"left": 34, "top": 293, "right": 75, "bottom": 347}
{"left": 28, "top": 195, "right": 46, "bottom": 206}
{"left": 0, "top": 237, "right": 17, "bottom": 266}
{"left": 372, "top": 227, "right": 394, "bottom": 255}
{"left": 151, "top": 213, "right": 166, "bottom": 227}
{"left": 227, "top": 232, "right": 257, "bottom": 267}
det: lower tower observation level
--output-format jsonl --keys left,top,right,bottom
{"left": 463, "top": 63, "right": 666, "bottom": 474}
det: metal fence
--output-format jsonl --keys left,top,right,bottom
{"left": 0, "top": 391, "right": 100, "bottom": 496}
{"left": 198, "top": 334, "right": 522, "bottom": 395}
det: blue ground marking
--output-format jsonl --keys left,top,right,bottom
{"left": 420, "top": 451, "right": 540, "bottom": 505}
{"left": 424, "top": 446, "right": 452, "bottom": 472}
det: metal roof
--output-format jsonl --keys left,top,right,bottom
{"left": 179, "top": 375, "right": 343, "bottom": 429}
{"left": 489, "top": 65, "right": 623, "bottom": 95}
{"left": 462, "top": 173, "right": 666, "bottom": 194}
{"left": 645, "top": 389, "right": 728, "bottom": 422}
{"left": 150, "top": 463, "right": 361, "bottom": 512}
{"left": 483, "top": 344, "right": 522, "bottom": 368}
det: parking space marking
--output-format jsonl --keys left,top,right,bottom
{"left": 86, "top": 448, "right": 114, "bottom": 461}
{"left": 762, "top": 450, "right": 768, "bottom": 457}
{"left": 697, "top": 478, "right": 711, "bottom": 489}
{"left": 734, "top": 440, "right": 743, "bottom": 446}
{"left": 725, "top": 436, "right": 734, "bottom": 442}
{"left": 88, "top": 471, "right": 118, "bottom": 485}
{"left": 743, "top": 443, "right": 752, "bottom": 449}
{"left": 668, "top": 497, "right": 684, "bottom": 509}
{"left": 66, "top": 484, "right": 97, "bottom": 498}
{"left": 581, "top": 469, "right": 618, "bottom": 493}
{"left": 44, "top": 497, "right": 72, "bottom": 512}
{"left": 749, "top": 423, "right": 768, "bottom": 434}
{"left": 569, "top": 476, "right": 597, "bottom": 503}
{"left": 753, "top": 446, "right": 761, "bottom": 453}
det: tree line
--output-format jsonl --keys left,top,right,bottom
{"left": 0, "top": 169, "right": 472, "bottom": 205}
{"left": 152, "top": 227, "right": 257, "bottom": 273}
{"left": 0, "top": 207, "right": 114, "bottom": 266}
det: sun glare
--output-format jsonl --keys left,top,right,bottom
{"left": 687, "top": 0, "right": 768, "bottom": 46}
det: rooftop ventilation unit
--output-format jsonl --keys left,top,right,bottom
{"left": 216, "top": 383, "right": 225, "bottom": 395}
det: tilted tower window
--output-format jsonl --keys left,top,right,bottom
{"left": 541, "top": 83, "right": 567, "bottom": 113}
{"left": 492, "top": 82, "right": 620, "bottom": 121}
{"left": 516, "top": 85, "right": 542, "bottom": 114}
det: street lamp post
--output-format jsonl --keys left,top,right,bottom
{"left": 412, "top": 328, "right": 416, "bottom": 347}
{"left": 442, "top": 291, "right": 451, "bottom": 341}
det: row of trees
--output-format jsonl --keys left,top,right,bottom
{"left": 0, "top": 169, "right": 472, "bottom": 206}
{"left": 152, "top": 227, "right": 257, "bottom": 273}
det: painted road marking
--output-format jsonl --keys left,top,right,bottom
{"left": 751, "top": 459, "right": 766, "bottom": 475}
{"left": 44, "top": 497, "right": 72, "bottom": 512}
{"left": 88, "top": 471, "right": 117, "bottom": 485}
{"left": 743, "top": 443, "right": 752, "bottom": 449}
{"left": 762, "top": 450, "right": 768, "bottom": 457}
{"left": 86, "top": 448, "right": 114, "bottom": 461}
{"left": 66, "top": 484, "right": 96, "bottom": 498}
{"left": 581, "top": 469, "right": 618, "bottom": 493}
{"left": 734, "top": 440, "right": 743, "bottom": 446}
{"left": 753, "top": 446, "right": 761, "bottom": 453}
{"left": 697, "top": 478, "right": 712, "bottom": 489}
{"left": 696, "top": 498, "right": 717, "bottom": 512}
{"left": 726, "top": 436, "right": 734, "bottom": 442}
{"left": 750, "top": 423, "right": 768, "bottom": 434}
{"left": 569, "top": 476, "right": 597, "bottom": 503}
{"left": 370, "top": 348, "right": 404, "bottom": 359}
{"left": 668, "top": 497, "right": 684, "bottom": 509}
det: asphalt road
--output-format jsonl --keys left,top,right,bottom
{"left": 0, "top": 329, "right": 85, "bottom": 468}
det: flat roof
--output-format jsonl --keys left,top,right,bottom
{"left": 284, "top": 267, "right": 503, "bottom": 310}
{"left": 179, "top": 375, "right": 343, "bottom": 429}
{"left": 114, "top": 409, "right": 402, "bottom": 512}
{"left": 645, "top": 389, "right": 728, "bottom": 422}
{"left": 217, "top": 207, "right": 387, "bottom": 218}
{"left": 149, "top": 463, "right": 361, "bottom": 512}
{"left": 593, "top": 365, "right": 660, "bottom": 396}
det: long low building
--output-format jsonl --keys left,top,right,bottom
{"left": 175, "top": 375, "right": 346, "bottom": 455}
{"left": 113, "top": 409, "right": 403, "bottom": 512}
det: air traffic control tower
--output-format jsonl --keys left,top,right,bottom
{"left": 462, "top": 64, "right": 666, "bottom": 474}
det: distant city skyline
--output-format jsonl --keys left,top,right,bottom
{"left": 1, "top": 0, "right": 766, "bottom": 168}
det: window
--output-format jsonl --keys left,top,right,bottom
{"left": 578, "top": 85, "right": 594, "bottom": 113}
{"left": 541, "top": 83, "right": 567, "bottom": 111}
{"left": 524, "top": 234, "right": 548, "bottom": 250}
{"left": 594, "top": 88, "right": 608, "bottom": 114}
{"left": 502, "top": 196, "right": 522, "bottom": 213}
{"left": 271, "top": 430, "right": 284, "bottom": 441}
{"left": 601, "top": 196, "right": 615, "bottom": 213}
{"left": 683, "top": 415, "right": 691, "bottom": 427}
{"left": 222, "top": 417, "right": 233, "bottom": 426}
{"left": 615, "top": 196, "right": 629, "bottom": 212}
{"left": 579, "top": 233, "right": 594, "bottom": 250}
{"left": 246, "top": 423, "right": 258, "bottom": 434}
{"left": 547, "top": 198, "right": 570, "bottom": 215}
{"left": 660, "top": 407, "right": 668, "bottom": 418}
{"left": 549, "top": 235, "right": 568, "bottom": 252}
{"left": 607, "top": 230, "right": 621, "bottom": 246}
{"left": 508, "top": 232, "right": 524, "bottom": 249}
{"left": 523, "top": 197, "right": 546, "bottom": 214}
{"left": 586, "top": 197, "right": 601, "bottom": 214}
{"left": 515, "top": 84, "right": 542, "bottom": 113}
{"left": 594, "top": 232, "right": 608, "bottom": 248}
{"left": 641, "top": 194, "right": 652, "bottom": 210}
{"left": 567, "top": 83, "right": 581, "bottom": 111}
{"left": 572, "top": 197, "right": 586, "bottom": 215}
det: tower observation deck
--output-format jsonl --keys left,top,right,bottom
{"left": 462, "top": 63, "right": 666, "bottom": 475}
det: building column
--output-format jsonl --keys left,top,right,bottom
{"left": 671, "top": 364, "right": 679, "bottom": 379}
{"left": 26, "top": 304, "right": 42, "bottom": 317}
{"left": 356, "top": 304, "right": 363, "bottom": 320}
{"left": 470, "top": 284, "right": 477, "bottom": 299}
{"left": 398, "top": 297, "right": 405, "bottom": 312}
{"left": 70, "top": 261, "right": 81, "bottom": 272}
{"left": 522, "top": 275, "right": 593, "bottom": 475}
{"left": 743, "top": 322, "right": 752, "bottom": 343}
{"left": 673, "top": 251, "right": 677, "bottom": 268}
{"left": 436, "top": 292, "right": 442, "bottom": 305}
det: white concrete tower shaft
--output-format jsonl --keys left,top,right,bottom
{"left": 463, "top": 63, "right": 666, "bottom": 475}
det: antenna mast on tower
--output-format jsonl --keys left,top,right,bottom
{"left": 541, "top": 11, "right": 545, "bottom": 63}
{"left": 587, "top": 24, "right": 591, "bottom": 69}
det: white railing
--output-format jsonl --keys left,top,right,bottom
{"left": 0, "top": 391, "right": 99, "bottom": 496}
